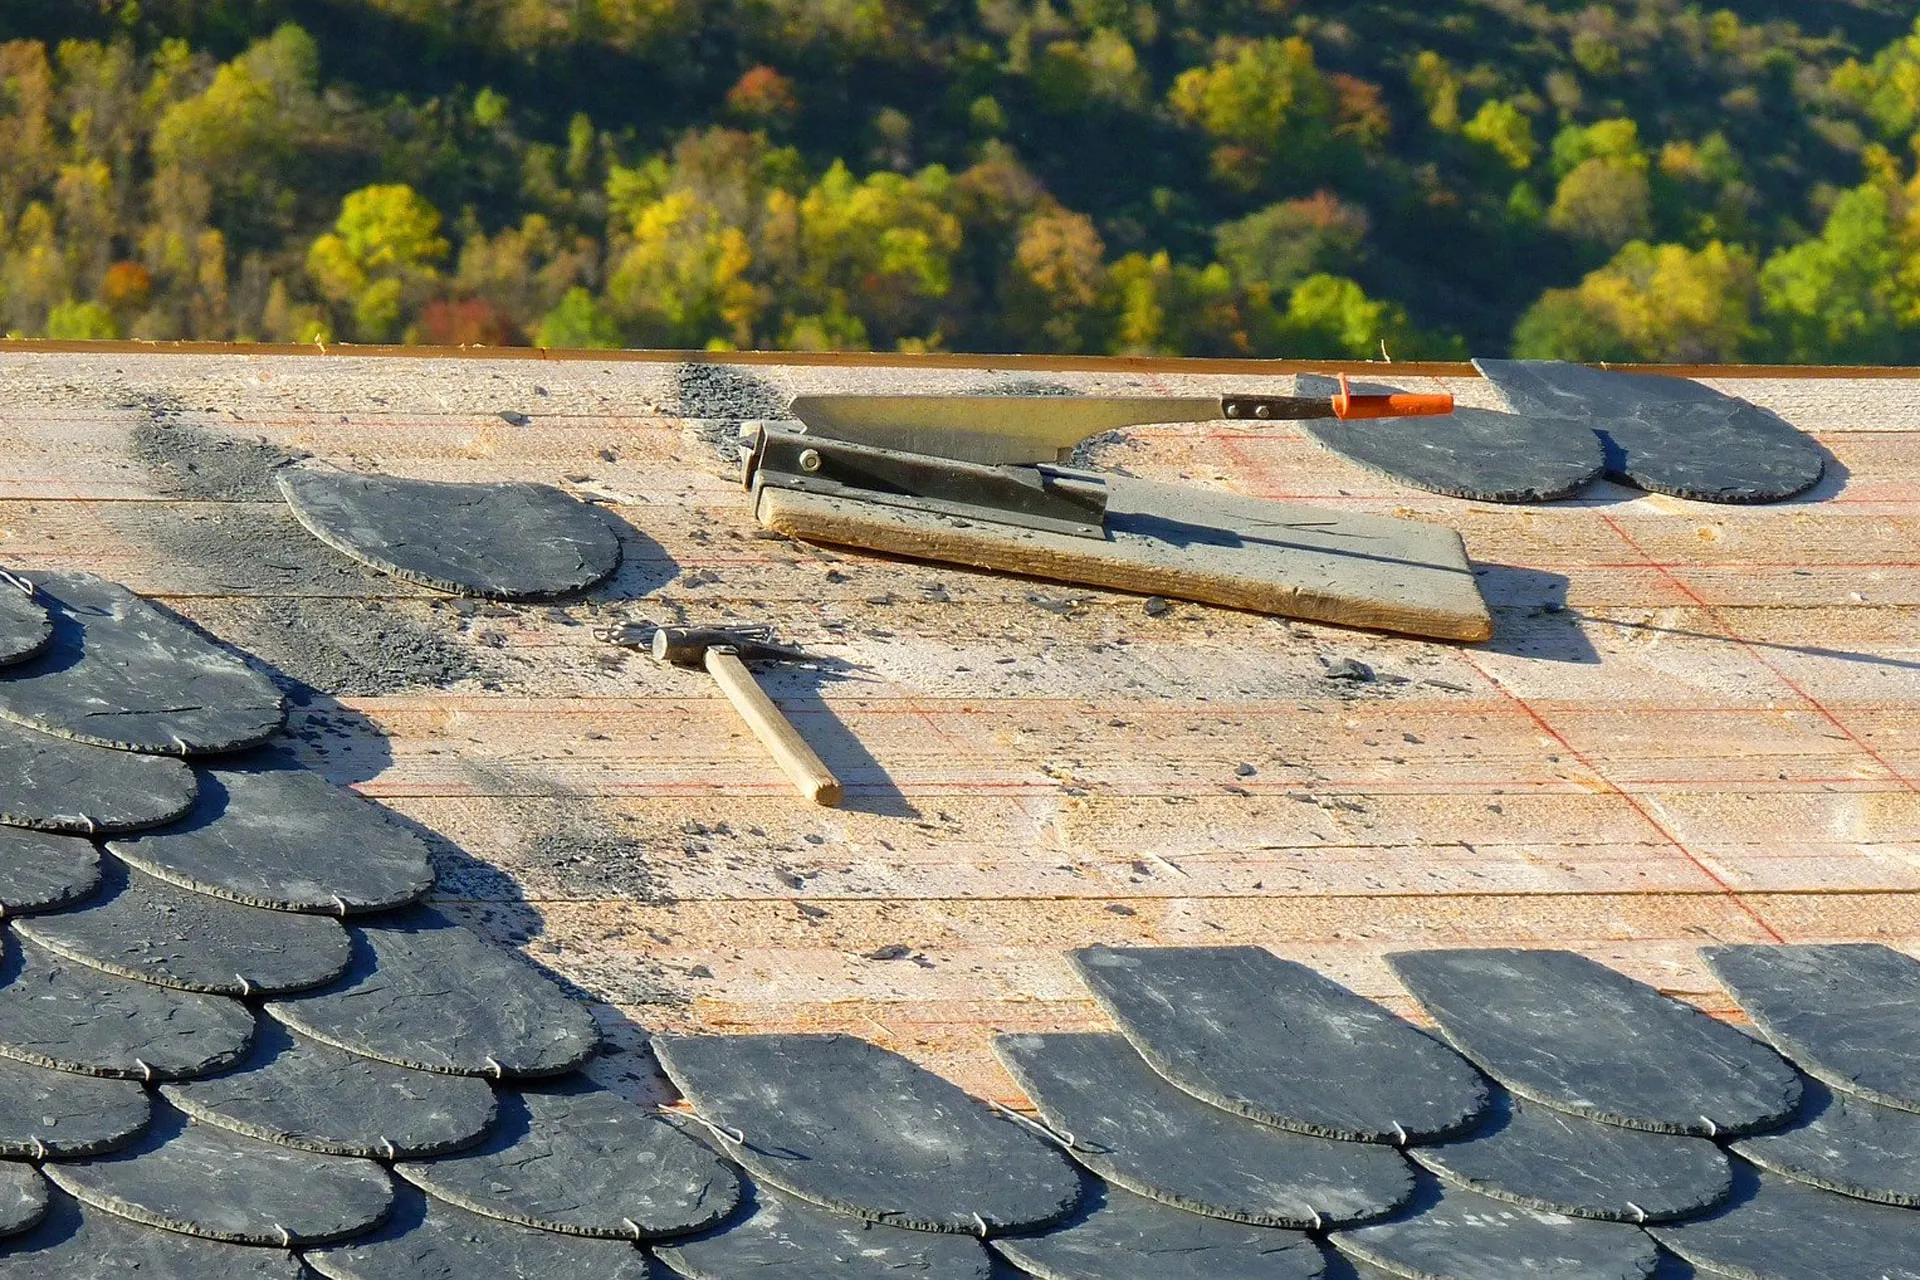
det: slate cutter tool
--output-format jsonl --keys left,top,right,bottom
{"left": 602, "top": 623, "right": 844, "bottom": 808}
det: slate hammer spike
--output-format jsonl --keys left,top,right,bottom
{"left": 650, "top": 625, "right": 843, "bottom": 808}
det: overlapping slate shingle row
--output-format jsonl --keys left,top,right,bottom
{"left": 0, "top": 570, "right": 1912, "bottom": 1278}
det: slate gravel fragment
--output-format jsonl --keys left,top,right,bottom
{"left": 0, "top": 829, "right": 99, "bottom": 915}
{"left": 0, "top": 1166, "right": 45, "bottom": 1240}
{"left": 0, "top": 573, "right": 285, "bottom": 754}
{"left": 0, "top": 718, "right": 196, "bottom": 835}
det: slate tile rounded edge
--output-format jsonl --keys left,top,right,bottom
{"left": 0, "top": 1189, "right": 306, "bottom": 1277}
{"left": 1730, "top": 1078, "right": 1920, "bottom": 1210}
{"left": 0, "top": 1165, "right": 47, "bottom": 1240}
{"left": 299, "top": 1185, "right": 656, "bottom": 1280}
{"left": 0, "top": 588, "right": 52, "bottom": 668}
{"left": 990, "top": 1031, "right": 1415, "bottom": 1230}
{"left": 652, "top": 1182, "right": 995, "bottom": 1280}
{"left": 0, "top": 830, "right": 100, "bottom": 916}
{"left": 0, "top": 726, "right": 198, "bottom": 836}
{"left": 989, "top": 1182, "right": 1328, "bottom": 1280}
{"left": 0, "top": 1057, "right": 152, "bottom": 1159}
{"left": 654, "top": 1032, "right": 1085, "bottom": 1236}
{"left": 11, "top": 860, "right": 354, "bottom": 997}
{"left": 1645, "top": 1164, "right": 1920, "bottom": 1280}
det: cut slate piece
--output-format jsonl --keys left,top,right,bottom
{"left": 992, "top": 1183, "right": 1325, "bottom": 1280}
{"left": 1649, "top": 1165, "right": 1920, "bottom": 1280}
{"left": 303, "top": 1185, "right": 654, "bottom": 1280}
{"left": 1330, "top": 1176, "right": 1659, "bottom": 1280}
{"left": 1473, "top": 358, "right": 1824, "bottom": 503}
{"left": 0, "top": 1165, "right": 45, "bottom": 1239}
{"left": 109, "top": 756, "right": 435, "bottom": 914}
{"left": 43, "top": 1105, "right": 393, "bottom": 1246}
{"left": 1703, "top": 943, "right": 1920, "bottom": 1114}
{"left": 162, "top": 1020, "right": 496, "bottom": 1159}
{"left": 1294, "top": 373, "right": 1603, "bottom": 503}
{"left": 656, "top": 1183, "right": 993, "bottom": 1280}
{"left": 0, "top": 1055, "right": 150, "bottom": 1158}
{"left": 0, "top": 573, "right": 285, "bottom": 755}
{"left": 0, "top": 586, "right": 50, "bottom": 668}
{"left": 395, "top": 1079, "right": 738, "bottom": 1238}
{"left": 276, "top": 468, "right": 622, "bottom": 601}
{"left": 265, "top": 906, "right": 598, "bottom": 1078}
{"left": 654, "top": 1032, "right": 1082, "bottom": 1234}
{"left": 993, "top": 1032, "right": 1412, "bottom": 1228}
{"left": 13, "top": 859, "right": 350, "bottom": 996}
{"left": 1069, "top": 946, "right": 1487, "bottom": 1143}
{"left": 1408, "top": 1091, "right": 1731, "bottom": 1223}
{"left": 0, "top": 718, "right": 196, "bottom": 835}
{"left": 1733, "top": 1078, "right": 1920, "bottom": 1208}
{"left": 0, "top": 934, "right": 253, "bottom": 1079}
{"left": 1388, "top": 948, "right": 1800, "bottom": 1137}
{"left": 0, "top": 1190, "right": 303, "bottom": 1277}
{"left": 0, "top": 829, "right": 98, "bottom": 915}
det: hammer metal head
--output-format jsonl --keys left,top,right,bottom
{"left": 649, "top": 625, "right": 812, "bottom": 667}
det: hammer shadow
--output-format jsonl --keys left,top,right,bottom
{"left": 755, "top": 664, "right": 922, "bottom": 820}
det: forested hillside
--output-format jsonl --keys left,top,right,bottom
{"left": 3, "top": 1, "right": 1919, "bottom": 360}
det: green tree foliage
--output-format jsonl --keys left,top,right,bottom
{"left": 308, "top": 184, "right": 450, "bottom": 341}
{"left": 1515, "top": 240, "right": 1757, "bottom": 362}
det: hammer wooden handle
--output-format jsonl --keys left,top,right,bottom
{"left": 704, "top": 649, "right": 844, "bottom": 807}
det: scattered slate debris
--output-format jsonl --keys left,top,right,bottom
{"left": 672, "top": 363, "right": 791, "bottom": 460}
{"left": 0, "top": 587, "right": 50, "bottom": 668}
{"left": 0, "top": 1056, "right": 151, "bottom": 1158}
{"left": 0, "top": 935, "right": 254, "bottom": 1080}
{"left": 14, "top": 859, "right": 351, "bottom": 997}
{"left": 162, "top": 1020, "right": 497, "bottom": 1160}
{"left": 1142, "top": 596, "right": 1172, "bottom": 617}
{"left": 1388, "top": 949, "right": 1801, "bottom": 1137}
{"left": 1648, "top": 1165, "right": 1920, "bottom": 1279}
{"left": 109, "top": 756, "right": 435, "bottom": 915}
{"left": 0, "top": 573, "right": 285, "bottom": 755}
{"left": 1295, "top": 373, "right": 1604, "bottom": 503}
{"left": 654, "top": 1032, "right": 1083, "bottom": 1234}
{"left": 992, "top": 1181, "right": 1326, "bottom": 1280}
{"left": 993, "top": 1032, "right": 1413, "bottom": 1228}
{"left": 0, "top": 1166, "right": 45, "bottom": 1240}
{"left": 276, "top": 469, "right": 622, "bottom": 601}
{"left": 1474, "top": 359, "right": 1826, "bottom": 503}
{"left": 0, "top": 718, "right": 197, "bottom": 835}
{"left": 0, "top": 1189, "right": 304, "bottom": 1277}
{"left": 655, "top": 1182, "right": 994, "bottom": 1280}
{"left": 43, "top": 1106, "right": 393, "bottom": 1246}
{"left": 1071, "top": 946, "right": 1488, "bottom": 1143}
{"left": 1703, "top": 943, "right": 1920, "bottom": 1114}
{"left": 394, "top": 1080, "right": 739, "bottom": 1239}
{"left": 1407, "top": 1090, "right": 1732, "bottom": 1223}
{"left": 1733, "top": 1078, "right": 1920, "bottom": 1208}
{"left": 1323, "top": 658, "right": 1374, "bottom": 683}
{"left": 1330, "top": 1175, "right": 1660, "bottom": 1280}
{"left": 0, "top": 829, "right": 99, "bottom": 916}
{"left": 266, "top": 905, "right": 599, "bottom": 1079}
{"left": 302, "top": 1184, "right": 653, "bottom": 1280}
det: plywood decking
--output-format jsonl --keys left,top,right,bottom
{"left": 0, "top": 350, "right": 1913, "bottom": 1107}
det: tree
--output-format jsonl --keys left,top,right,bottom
{"left": 1514, "top": 239, "right": 1756, "bottom": 361}
{"left": 1758, "top": 183, "right": 1906, "bottom": 363}
{"left": 1214, "top": 192, "right": 1368, "bottom": 293}
{"left": 536, "top": 287, "right": 622, "bottom": 349}
{"left": 1462, "top": 99, "right": 1537, "bottom": 171}
{"left": 604, "top": 188, "right": 759, "bottom": 348}
{"left": 1002, "top": 206, "right": 1107, "bottom": 350}
{"left": 1546, "top": 118, "right": 1651, "bottom": 248}
{"left": 307, "top": 184, "right": 449, "bottom": 341}
{"left": 1168, "top": 37, "right": 1337, "bottom": 191}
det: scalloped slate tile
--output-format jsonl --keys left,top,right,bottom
{"left": 1703, "top": 944, "right": 1920, "bottom": 1114}
{"left": 304, "top": 1184, "right": 654, "bottom": 1280}
{"left": 1408, "top": 1091, "right": 1731, "bottom": 1223}
{"left": 0, "top": 933, "right": 254, "bottom": 1080}
{"left": 1330, "top": 1175, "right": 1660, "bottom": 1280}
{"left": 0, "top": 573, "right": 284, "bottom": 755}
{"left": 395, "top": 1079, "right": 737, "bottom": 1239}
{"left": 277, "top": 469, "right": 622, "bottom": 601}
{"left": 14, "top": 858, "right": 350, "bottom": 996}
{"left": 655, "top": 1032, "right": 1082, "bottom": 1234}
{"left": 0, "top": 1056, "right": 150, "bottom": 1158}
{"left": 1734, "top": 1078, "right": 1920, "bottom": 1208}
{"left": 266, "top": 905, "right": 598, "bottom": 1078}
{"left": 1070, "top": 946, "right": 1487, "bottom": 1143}
{"left": 1473, "top": 359, "right": 1824, "bottom": 503}
{"left": 0, "top": 829, "right": 98, "bottom": 915}
{"left": 1648, "top": 1164, "right": 1920, "bottom": 1280}
{"left": 0, "top": 1189, "right": 303, "bottom": 1276}
{"left": 993, "top": 1032, "right": 1412, "bottom": 1228}
{"left": 0, "top": 586, "right": 50, "bottom": 668}
{"left": 162, "top": 1020, "right": 497, "bottom": 1159}
{"left": 1388, "top": 949, "right": 1800, "bottom": 1137}
{"left": 992, "top": 1182, "right": 1325, "bottom": 1280}
{"left": 109, "top": 756, "right": 435, "bottom": 914}
{"left": 0, "top": 718, "right": 196, "bottom": 835}
{"left": 1295, "top": 374, "right": 1603, "bottom": 503}
{"left": 655, "top": 1182, "right": 994, "bottom": 1280}
{"left": 43, "top": 1105, "right": 392, "bottom": 1247}
{"left": 0, "top": 1165, "right": 45, "bottom": 1239}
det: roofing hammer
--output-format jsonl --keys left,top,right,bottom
{"left": 647, "top": 625, "right": 843, "bottom": 808}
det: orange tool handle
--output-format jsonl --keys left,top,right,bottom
{"left": 1330, "top": 373, "right": 1454, "bottom": 420}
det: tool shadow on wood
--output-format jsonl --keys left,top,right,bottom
{"left": 1465, "top": 566, "right": 1599, "bottom": 665}
{"left": 749, "top": 670, "right": 922, "bottom": 820}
